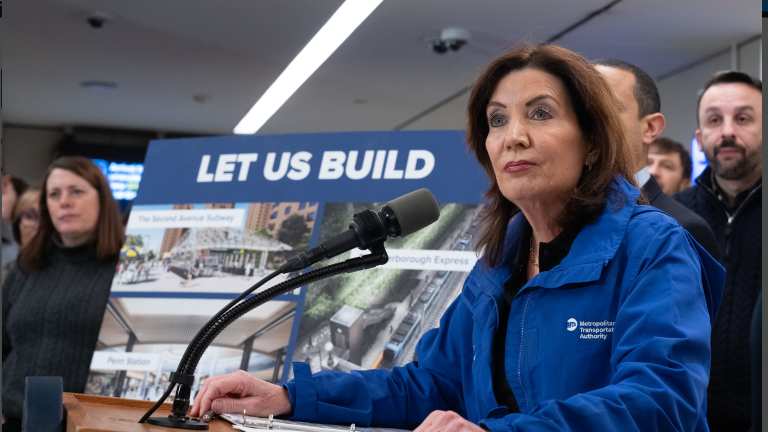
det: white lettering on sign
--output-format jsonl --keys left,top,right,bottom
{"left": 198, "top": 153, "right": 259, "bottom": 183}
{"left": 288, "top": 152, "right": 312, "bottom": 180}
{"left": 236, "top": 153, "right": 258, "bottom": 181}
{"left": 319, "top": 151, "right": 346, "bottom": 180}
{"left": 214, "top": 154, "right": 238, "bottom": 182}
{"left": 383, "top": 150, "right": 404, "bottom": 179}
{"left": 372, "top": 150, "right": 387, "bottom": 179}
{"left": 404, "top": 150, "right": 435, "bottom": 179}
{"left": 350, "top": 249, "right": 477, "bottom": 272}
{"left": 128, "top": 209, "right": 245, "bottom": 228}
{"left": 346, "top": 150, "right": 375, "bottom": 180}
{"left": 90, "top": 352, "right": 160, "bottom": 372}
{"left": 196, "top": 150, "right": 436, "bottom": 183}
{"left": 197, "top": 155, "right": 215, "bottom": 182}
{"left": 264, "top": 152, "right": 291, "bottom": 181}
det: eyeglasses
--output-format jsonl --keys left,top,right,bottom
{"left": 20, "top": 209, "right": 40, "bottom": 225}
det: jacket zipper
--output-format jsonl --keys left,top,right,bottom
{"left": 476, "top": 285, "right": 500, "bottom": 335}
{"left": 516, "top": 292, "right": 533, "bottom": 412}
{"left": 698, "top": 181, "right": 761, "bottom": 258}
{"left": 476, "top": 285, "right": 501, "bottom": 410}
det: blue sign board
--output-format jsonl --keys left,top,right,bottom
{"left": 137, "top": 130, "right": 489, "bottom": 205}
{"left": 105, "top": 130, "right": 491, "bottom": 385}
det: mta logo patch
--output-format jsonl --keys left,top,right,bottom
{"left": 567, "top": 318, "right": 578, "bottom": 331}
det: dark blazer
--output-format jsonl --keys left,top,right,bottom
{"left": 643, "top": 176, "right": 721, "bottom": 263}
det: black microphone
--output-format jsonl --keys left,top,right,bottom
{"left": 281, "top": 188, "right": 440, "bottom": 272}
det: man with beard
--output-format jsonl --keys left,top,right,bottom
{"left": 675, "top": 71, "right": 762, "bottom": 432}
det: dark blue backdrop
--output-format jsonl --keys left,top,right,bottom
{"left": 137, "top": 130, "right": 489, "bottom": 205}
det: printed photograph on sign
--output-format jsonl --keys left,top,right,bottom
{"left": 86, "top": 201, "right": 317, "bottom": 401}
{"left": 86, "top": 340, "right": 290, "bottom": 401}
{"left": 87, "top": 294, "right": 296, "bottom": 401}
{"left": 114, "top": 202, "right": 319, "bottom": 294}
{"left": 293, "top": 202, "right": 483, "bottom": 374}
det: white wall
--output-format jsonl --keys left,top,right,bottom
{"left": 656, "top": 37, "right": 761, "bottom": 152}
{"left": 2, "top": 126, "right": 63, "bottom": 187}
{"left": 403, "top": 37, "right": 763, "bottom": 143}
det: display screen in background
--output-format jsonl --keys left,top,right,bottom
{"left": 690, "top": 137, "right": 708, "bottom": 181}
{"left": 93, "top": 159, "right": 144, "bottom": 201}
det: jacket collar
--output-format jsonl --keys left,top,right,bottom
{"left": 471, "top": 176, "right": 640, "bottom": 299}
{"left": 694, "top": 166, "right": 714, "bottom": 190}
{"left": 642, "top": 175, "right": 664, "bottom": 204}
{"left": 695, "top": 165, "right": 763, "bottom": 193}
{"left": 695, "top": 166, "right": 762, "bottom": 211}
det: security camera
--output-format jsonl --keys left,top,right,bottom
{"left": 446, "top": 39, "right": 466, "bottom": 51}
{"left": 87, "top": 17, "right": 105, "bottom": 29}
{"left": 430, "top": 28, "right": 470, "bottom": 54}
{"left": 431, "top": 39, "right": 448, "bottom": 54}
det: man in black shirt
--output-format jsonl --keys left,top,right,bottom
{"left": 674, "top": 71, "right": 762, "bottom": 432}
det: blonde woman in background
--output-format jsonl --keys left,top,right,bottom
{"left": 2, "top": 189, "right": 40, "bottom": 284}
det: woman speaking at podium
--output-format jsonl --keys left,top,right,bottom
{"left": 191, "top": 44, "right": 724, "bottom": 432}
{"left": 2, "top": 157, "right": 123, "bottom": 432}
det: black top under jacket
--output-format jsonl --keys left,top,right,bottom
{"left": 493, "top": 221, "right": 581, "bottom": 413}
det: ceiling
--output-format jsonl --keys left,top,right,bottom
{"left": 4, "top": 0, "right": 761, "bottom": 136}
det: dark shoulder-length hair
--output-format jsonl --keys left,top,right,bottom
{"left": 19, "top": 157, "right": 124, "bottom": 273}
{"left": 466, "top": 44, "right": 641, "bottom": 268}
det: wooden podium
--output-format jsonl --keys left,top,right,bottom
{"left": 63, "top": 393, "right": 232, "bottom": 431}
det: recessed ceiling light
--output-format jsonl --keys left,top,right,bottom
{"left": 233, "top": 0, "right": 384, "bottom": 134}
{"left": 81, "top": 81, "right": 118, "bottom": 91}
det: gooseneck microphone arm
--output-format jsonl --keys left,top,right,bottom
{"left": 139, "top": 250, "right": 389, "bottom": 429}
{"left": 138, "top": 189, "right": 439, "bottom": 430}
{"left": 137, "top": 267, "right": 285, "bottom": 428}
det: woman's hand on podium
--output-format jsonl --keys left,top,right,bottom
{"left": 190, "top": 369, "right": 291, "bottom": 418}
{"left": 414, "top": 410, "right": 486, "bottom": 432}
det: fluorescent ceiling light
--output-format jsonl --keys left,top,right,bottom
{"left": 234, "top": 0, "right": 384, "bottom": 134}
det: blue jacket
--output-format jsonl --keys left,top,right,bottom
{"left": 285, "top": 178, "right": 725, "bottom": 432}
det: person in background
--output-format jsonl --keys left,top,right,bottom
{"left": 750, "top": 291, "right": 761, "bottom": 432}
{"left": 674, "top": 71, "right": 762, "bottom": 432}
{"left": 2, "top": 175, "right": 28, "bottom": 267}
{"left": 593, "top": 58, "right": 720, "bottom": 262}
{"left": 647, "top": 137, "right": 693, "bottom": 195}
{"left": 1, "top": 189, "right": 41, "bottom": 284}
{"left": 190, "top": 44, "right": 723, "bottom": 432}
{"left": 2, "top": 157, "right": 124, "bottom": 432}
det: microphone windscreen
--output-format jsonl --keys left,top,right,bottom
{"left": 387, "top": 189, "right": 440, "bottom": 237}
